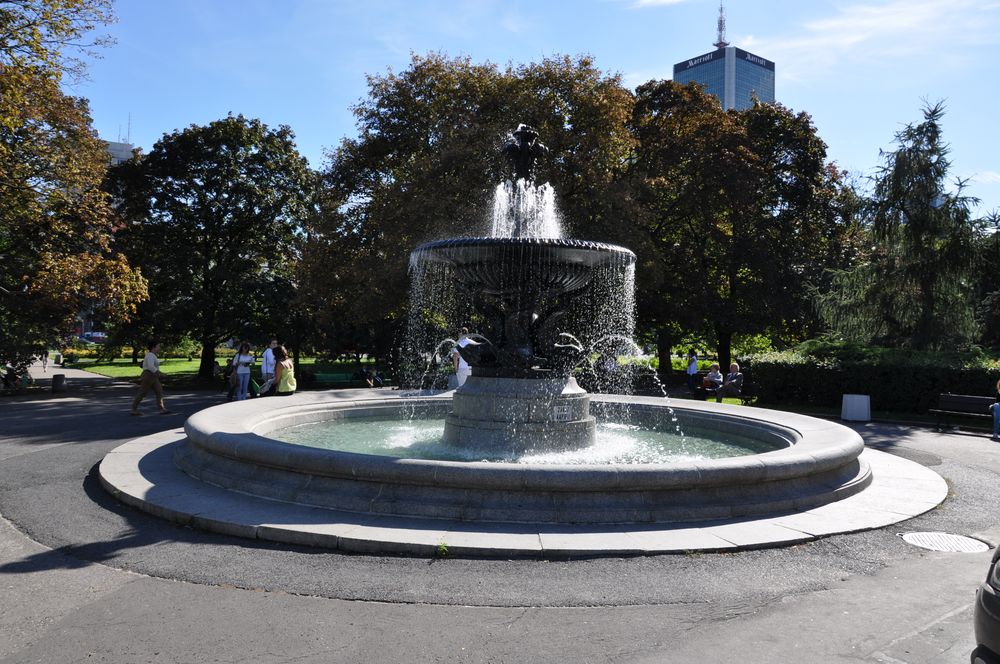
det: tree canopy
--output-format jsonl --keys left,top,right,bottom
{"left": 818, "top": 102, "right": 979, "bottom": 350}
{"left": 1, "top": 0, "right": 146, "bottom": 372}
{"left": 108, "top": 115, "right": 314, "bottom": 379}
{"left": 629, "top": 80, "right": 853, "bottom": 368}
{"left": 301, "top": 53, "right": 635, "bottom": 361}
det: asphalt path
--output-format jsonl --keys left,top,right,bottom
{"left": 1, "top": 369, "right": 998, "bottom": 662}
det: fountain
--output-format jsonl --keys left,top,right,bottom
{"left": 97, "top": 125, "right": 947, "bottom": 555}
{"left": 409, "top": 124, "right": 635, "bottom": 453}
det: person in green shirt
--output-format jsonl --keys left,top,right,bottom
{"left": 273, "top": 345, "right": 296, "bottom": 396}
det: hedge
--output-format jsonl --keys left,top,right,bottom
{"left": 745, "top": 349, "right": 1000, "bottom": 414}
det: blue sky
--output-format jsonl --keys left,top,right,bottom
{"left": 72, "top": 0, "right": 1000, "bottom": 215}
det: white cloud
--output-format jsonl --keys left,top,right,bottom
{"left": 631, "top": 0, "right": 687, "bottom": 7}
{"left": 745, "top": 0, "right": 1000, "bottom": 82}
{"left": 501, "top": 12, "right": 531, "bottom": 34}
{"left": 973, "top": 171, "right": 1000, "bottom": 185}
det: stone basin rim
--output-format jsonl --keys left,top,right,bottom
{"left": 412, "top": 236, "right": 637, "bottom": 262}
{"left": 182, "top": 394, "right": 866, "bottom": 492}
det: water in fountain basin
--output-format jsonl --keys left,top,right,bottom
{"left": 274, "top": 417, "right": 776, "bottom": 464}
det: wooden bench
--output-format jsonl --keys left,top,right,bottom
{"left": 692, "top": 381, "right": 756, "bottom": 406}
{"left": 928, "top": 393, "right": 995, "bottom": 431}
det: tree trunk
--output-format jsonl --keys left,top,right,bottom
{"left": 656, "top": 329, "right": 674, "bottom": 378}
{"left": 198, "top": 338, "right": 217, "bottom": 382}
{"left": 915, "top": 273, "right": 936, "bottom": 350}
{"left": 716, "top": 326, "right": 733, "bottom": 372}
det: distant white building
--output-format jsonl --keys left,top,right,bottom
{"left": 104, "top": 140, "right": 135, "bottom": 165}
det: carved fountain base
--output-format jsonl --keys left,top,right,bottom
{"left": 443, "top": 374, "right": 595, "bottom": 452}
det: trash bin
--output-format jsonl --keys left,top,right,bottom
{"left": 53, "top": 353, "right": 62, "bottom": 365}
{"left": 841, "top": 394, "right": 870, "bottom": 422}
{"left": 52, "top": 373, "right": 67, "bottom": 393}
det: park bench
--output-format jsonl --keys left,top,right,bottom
{"left": 692, "top": 379, "right": 757, "bottom": 406}
{"left": 928, "top": 393, "right": 994, "bottom": 431}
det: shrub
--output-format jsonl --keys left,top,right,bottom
{"left": 746, "top": 346, "right": 1000, "bottom": 413}
{"left": 162, "top": 336, "right": 201, "bottom": 359}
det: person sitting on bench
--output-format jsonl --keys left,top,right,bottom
{"left": 703, "top": 364, "right": 723, "bottom": 390}
{"left": 715, "top": 363, "right": 744, "bottom": 403}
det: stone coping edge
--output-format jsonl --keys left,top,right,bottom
{"left": 182, "top": 391, "right": 865, "bottom": 492}
{"left": 99, "top": 429, "right": 947, "bottom": 558}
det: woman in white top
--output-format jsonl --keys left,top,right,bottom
{"left": 686, "top": 348, "right": 699, "bottom": 391}
{"left": 130, "top": 340, "right": 172, "bottom": 415}
{"left": 231, "top": 341, "right": 255, "bottom": 401}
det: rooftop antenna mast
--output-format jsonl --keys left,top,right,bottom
{"left": 713, "top": 1, "right": 730, "bottom": 49}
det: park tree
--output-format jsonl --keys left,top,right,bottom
{"left": 108, "top": 115, "right": 314, "bottom": 380}
{"left": 1, "top": 0, "right": 147, "bottom": 373}
{"left": 0, "top": 0, "right": 115, "bottom": 82}
{"left": 302, "top": 53, "right": 634, "bottom": 362}
{"left": 817, "top": 103, "right": 979, "bottom": 349}
{"left": 974, "top": 212, "right": 1000, "bottom": 346}
{"left": 629, "top": 80, "right": 851, "bottom": 370}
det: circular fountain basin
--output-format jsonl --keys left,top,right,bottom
{"left": 176, "top": 393, "right": 870, "bottom": 525}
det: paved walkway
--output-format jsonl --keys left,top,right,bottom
{"left": 1, "top": 373, "right": 999, "bottom": 662}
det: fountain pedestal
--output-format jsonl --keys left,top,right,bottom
{"left": 443, "top": 375, "right": 595, "bottom": 452}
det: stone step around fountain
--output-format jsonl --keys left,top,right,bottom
{"left": 98, "top": 395, "right": 949, "bottom": 557}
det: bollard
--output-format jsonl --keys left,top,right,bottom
{"left": 52, "top": 373, "right": 67, "bottom": 393}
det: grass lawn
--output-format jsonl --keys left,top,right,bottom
{"left": 74, "top": 357, "right": 382, "bottom": 389}
{"left": 65, "top": 360, "right": 972, "bottom": 430}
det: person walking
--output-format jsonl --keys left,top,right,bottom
{"left": 40, "top": 349, "right": 47, "bottom": 372}
{"left": 273, "top": 345, "right": 297, "bottom": 396}
{"left": 131, "top": 341, "right": 172, "bottom": 416}
{"left": 232, "top": 341, "right": 255, "bottom": 401}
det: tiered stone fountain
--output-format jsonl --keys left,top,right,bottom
{"left": 97, "top": 125, "right": 947, "bottom": 555}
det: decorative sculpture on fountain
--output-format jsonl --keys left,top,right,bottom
{"left": 503, "top": 123, "right": 549, "bottom": 192}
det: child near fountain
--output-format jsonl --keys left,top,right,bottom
{"left": 453, "top": 327, "right": 472, "bottom": 387}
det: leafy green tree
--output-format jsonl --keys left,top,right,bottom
{"left": 0, "top": 0, "right": 114, "bottom": 80}
{"left": 1, "top": 0, "right": 146, "bottom": 373}
{"left": 629, "top": 80, "right": 851, "bottom": 369}
{"left": 818, "top": 103, "right": 979, "bottom": 349}
{"left": 302, "top": 53, "right": 635, "bottom": 363}
{"left": 108, "top": 115, "right": 314, "bottom": 380}
{"left": 974, "top": 212, "right": 1000, "bottom": 346}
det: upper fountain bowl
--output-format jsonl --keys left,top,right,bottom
{"left": 412, "top": 237, "right": 636, "bottom": 296}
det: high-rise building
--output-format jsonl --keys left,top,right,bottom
{"left": 672, "top": 3, "right": 774, "bottom": 110}
{"left": 104, "top": 140, "right": 135, "bottom": 165}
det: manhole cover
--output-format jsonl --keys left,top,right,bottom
{"left": 899, "top": 532, "right": 990, "bottom": 553}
